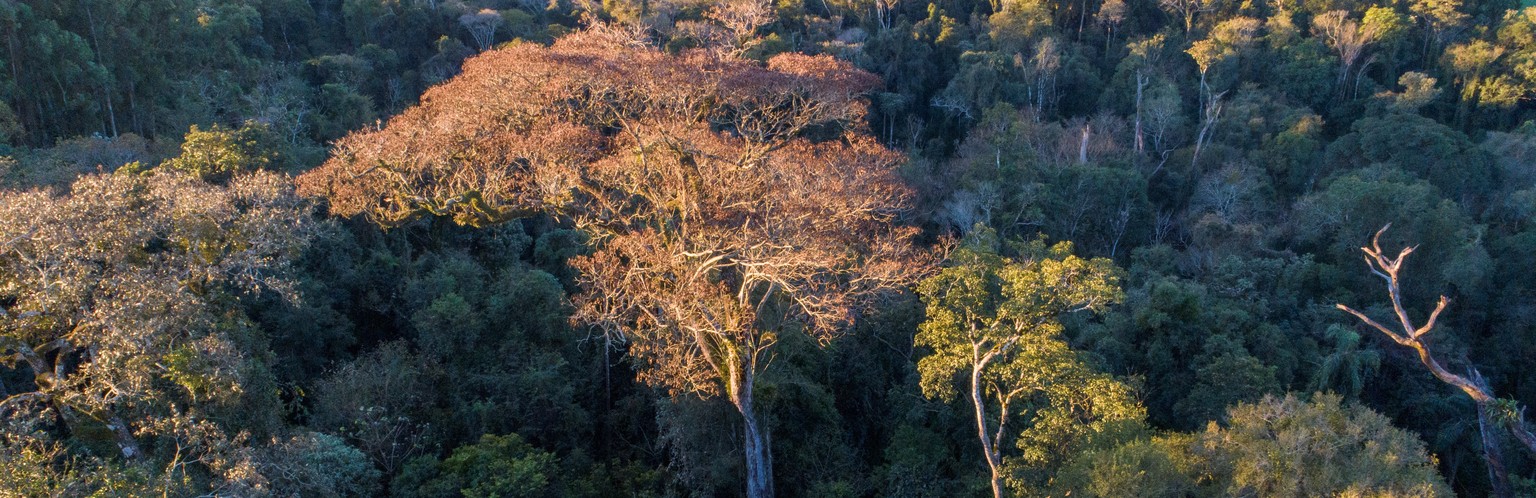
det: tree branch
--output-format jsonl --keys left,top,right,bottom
{"left": 1338, "top": 224, "right": 1536, "bottom": 459}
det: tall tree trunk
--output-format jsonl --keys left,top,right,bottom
{"left": 82, "top": 0, "right": 117, "bottom": 137}
{"left": 731, "top": 361, "right": 774, "bottom": 498}
{"left": 1078, "top": 124, "right": 1091, "bottom": 164}
{"left": 971, "top": 363, "right": 1004, "bottom": 498}
{"left": 1077, "top": 0, "right": 1088, "bottom": 41}
{"left": 1134, "top": 70, "right": 1146, "bottom": 157}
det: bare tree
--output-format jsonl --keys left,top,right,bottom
{"left": 1337, "top": 225, "right": 1536, "bottom": 492}
{"left": 1159, "top": 0, "right": 1218, "bottom": 34}
{"left": 460, "top": 9, "right": 504, "bottom": 52}
{"left": 1311, "top": 11, "right": 1386, "bottom": 96}
{"left": 1125, "top": 35, "right": 1167, "bottom": 159}
{"left": 705, "top": 0, "right": 777, "bottom": 57}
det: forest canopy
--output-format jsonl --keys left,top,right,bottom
{"left": 4, "top": 0, "right": 1536, "bottom": 496}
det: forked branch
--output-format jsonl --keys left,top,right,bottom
{"left": 1336, "top": 224, "right": 1536, "bottom": 456}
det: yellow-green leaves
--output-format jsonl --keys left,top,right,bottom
{"left": 917, "top": 230, "right": 1124, "bottom": 403}
{"left": 162, "top": 121, "right": 285, "bottom": 182}
{"left": 916, "top": 227, "right": 1139, "bottom": 492}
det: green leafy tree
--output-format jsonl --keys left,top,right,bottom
{"left": 258, "top": 432, "right": 383, "bottom": 498}
{"left": 1202, "top": 393, "right": 1451, "bottom": 496}
{"left": 915, "top": 227, "right": 1138, "bottom": 498}
{"left": 1054, "top": 393, "right": 1451, "bottom": 497}
{"left": 393, "top": 433, "right": 567, "bottom": 498}
{"left": 161, "top": 121, "right": 288, "bottom": 181}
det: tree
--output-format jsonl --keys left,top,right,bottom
{"left": 1388, "top": 71, "right": 1444, "bottom": 112}
{"left": 704, "top": 0, "right": 778, "bottom": 58}
{"left": 1410, "top": 0, "right": 1468, "bottom": 57}
{"left": 1054, "top": 393, "right": 1451, "bottom": 497}
{"left": 1202, "top": 393, "right": 1450, "bottom": 496}
{"left": 1186, "top": 17, "right": 1259, "bottom": 167}
{"left": 1096, "top": 0, "right": 1128, "bottom": 52}
{"left": 296, "top": 30, "right": 928, "bottom": 498}
{"left": 1122, "top": 34, "right": 1171, "bottom": 159}
{"left": 0, "top": 169, "right": 320, "bottom": 491}
{"left": 1310, "top": 10, "right": 1389, "bottom": 96}
{"left": 393, "top": 433, "right": 564, "bottom": 498}
{"left": 915, "top": 228, "right": 1137, "bottom": 498}
{"left": 161, "top": 120, "right": 288, "bottom": 181}
{"left": 311, "top": 342, "right": 438, "bottom": 477}
{"left": 1160, "top": 0, "right": 1218, "bottom": 34}
{"left": 460, "top": 9, "right": 505, "bottom": 52}
{"left": 258, "top": 432, "right": 383, "bottom": 498}
{"left": 1443, "top": 40, "right": 1507, "bottom": 126}
{"left": 1337, "top": 225, "right": 1536, "bottom": 489}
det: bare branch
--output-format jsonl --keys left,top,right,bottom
{"left": 1339, "top": 224, "right": 1536, "bottom": 459}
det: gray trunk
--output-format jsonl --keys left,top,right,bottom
{"left": 743, "top": 403, "right": 773, "bottom": 498}
{"left": 733, "top": 365, "right": 774, "bottom": 498}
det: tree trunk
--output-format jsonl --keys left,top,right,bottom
{"left": 1134, "top": 71, "right": 1145, "bottom": 156}
{"left": 1078, "top": 124, "right": 1091, "bottom": 164}
{"left": 106, "top": 413, "right": 141, "bottom": 460}
{"left": 971, "top": 363, "right": 1004, "bottom": 498}
{"left": 82, "top": 0, "right": 118, "bottom": 137}
{"left": 742, "top": 400, "right": 772, "bottom": 498}
{"left": 731, "top": 363, "right": 774, "bottom": 498}
{"left": 1478, "top": 403, "right": 1513, "bottom": 498}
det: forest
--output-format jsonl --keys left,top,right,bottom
{"left": 2, "top": 0, "right": 1536, "bottom": 496}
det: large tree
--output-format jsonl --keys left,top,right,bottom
{"left": 0, "top": 168, "right": 320, "bottom": 492}
{"left": 296, "top": 28, "right": 928, "bottom": 498}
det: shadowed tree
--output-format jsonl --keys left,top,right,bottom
{"left": 296, "top": 29, "right": 929, "bottom": 498}
{"left": 1186, "top": 17, "right": 1258, "bottom": 168}
{"left": 1311, "top": 10, "right": 1394, "bottom": 96}
{"left": 1160, "top": 0, "right": 1219, "bottom": 34}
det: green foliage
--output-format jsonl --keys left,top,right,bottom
{"left": 1174, "top": 352, "right": 1281, "bottom": 423}
{"left": 261, "top": 432, "right": 383, "bottom": 497}
{"left": 162, "top": 121, "right": 287, "bottom": 181}
{"left": 393, "top": 434, "right": 562, "bottom": 498}
{"left": 1051, "top": 434, "right": 1200, "bottom": 498}
{"left": 1327, "top": 112, "right": 1494, "bottom": 202}
{"left": 9, "top": 0, "right": 1536, "bottom": 495}
{"left": 311, "top": 341, "right": 439, "bottom": 476}
{"left": 1202, "top": 393, "right": 1451, "bottom": 496}
{"left": 916, "top": 227, "right": 1142, "bottom": 490}
{"left": 1294, "top": 165, "right": 1484, "bottom": 301}
{"left": 1057, "top": 394, "right": 1452, "bottom": 497}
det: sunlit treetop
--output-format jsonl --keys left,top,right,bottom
{"left": 297, "top": 28, "right": 885, "bottom": 229}
{"left": 297, "top": 28, "right": 928, "bottom": 402}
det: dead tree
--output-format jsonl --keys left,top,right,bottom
{"left": 1337, "top": 224, "right": 1536, "bottom": 489}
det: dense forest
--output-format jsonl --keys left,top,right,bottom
{"left": 3, "top": 0, "right": 1536, "bottom": 496}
